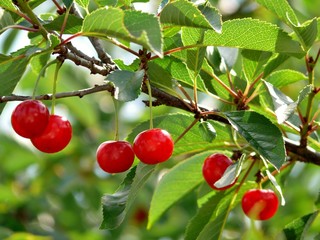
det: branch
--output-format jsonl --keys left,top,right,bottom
{"left": 1, "top": 83, "right": 319, "bottom": 166}
{"left": 54, "top": 45, "right": 114, "bottom": 75}
{"left": 285, "top": 138, "right": 320, "bottom": 165}
{"left": 0, "top": 84, "right": 114, "bottom": 102}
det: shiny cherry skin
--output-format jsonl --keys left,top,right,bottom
{"left": 133, "top": 128, "right": 174, "bottom": 164}
{"left": 96, "top": 140, "right": 135, "bottom": 173}
{"left": 31, "top": 115, "right": 72, "bottom": 153}
{"left": 202, "top": 153, "right": 236, "bottom": 190}
{"left": 241, "top": 189, "right": 279, "bottom": 220}
{"left": 11, "top": 100, "right": 50, "bottom": 138}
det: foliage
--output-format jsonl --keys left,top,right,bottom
{"left": 0, "top": 0, "right": 320, "bottom": 239}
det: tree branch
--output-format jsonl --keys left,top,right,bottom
{"left": 1, "top": 83, "right": 319, "bottom": 166}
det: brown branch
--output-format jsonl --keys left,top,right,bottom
{"left": 1, "top": 83, "right": 319, "bottom": 165}
{"left": 53, "top": 45, "right": 114, "bottom": 75}
{"left": 0, "top": 84, "right": 114, "bottom": 103}
{"left": 285, "top": 138, "right": 320, "bottom": 165}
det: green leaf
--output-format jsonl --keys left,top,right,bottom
{"left": 124, "top": 10, "right": 163, "bottom": 56}
{"left": 292, "top": 18, "right": 318, "bottom": 51}
{"left": 224, "top": 111, "right": 286, "bottom": 170}
{"left": 150, "top": 56, "right": 207, "bottom": 92}
{"left": 265, "top": 169, "right": 285, "bottom": 206}
{"left": 256, "top": 0, "right": 317, "bottom": 50}
{"left": 45, "top": 14, "right": 83, "bottom": 34}
{"left": 0, "top": 51, "right": 30, "bottom": 114}
{"left": 182, "top": 28, "right": 207, "bottom": 74}
{"left": 0, "top": 0, "right": 16, "bottom": 12}
{"left": 185, "top": 188, "right": 228, "bottom": 240}
{"left": 160, "top": 0, "right": 213, "bottom": 29}
{"left": 147, "top": 151, "right": 211, "bottom": 228}
{"left": 200, "top": 58, "right": 230, "bottom": 99}
{"left": 82, "top": 8, "right": 163, "bottom": 56}
{"left": 0, "top": 8, "right": 14, "bottom": 31}
{"left": 186, "top": 182, "right": 256, "bottom": 240}
{"left": 241, "top": 50, "right": 272, "bottom": 82}
{"left": 264, "top": 80, "right": 296, "bottom": 123}
{"left": 95, "top": 0, "right": 117, "bottom": 7}
{"left": 198, "top": 4, "right": 222, "bottom": 33}
{"left": 106, "top": 70, "right": 144, "bottom": 102}
{"left": 283, "top": 211, "right": 320, "bottom": 240}
{"left": 263, "top": 54, "right": 290, "bottom": 78}
{"left": 75, "top": 0, "right": 89, "bottom": 9}
{"left": 214, "top": 156, "right": 243, "bottom": 189}
{"left": 203, "top": 18, "right": 304, "bottom": 56}
{"left": 264, "top": 81, "right": 312, "bottom": 124}
{"left": 265, "top": 69, "right": 308, "bottom": 88}
{"left": 198, "top": 121, "right": 216, "bottom": 142}
{"left": 255, "top": 0, "right": 299, "bottom": 26}
{"left": 62, "top": 0, "right": 74, "bottom": 8}
{"left": 100, "top": 163, "right": 155, "bottom": 229}
{"left": 100, "top": 167, "right": 136, "bottom": 229}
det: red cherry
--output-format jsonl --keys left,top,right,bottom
{"left": 241, "top": 189, "right": 279, "bottom": 220}
{"left": 133, "top": 128, "right": 174, "bottom": 164}
{"left": 96, "top": 140, "right": 135, "bottom": 173}
{"left": 202, "top": 153, "right": 236, "bottom": 190}
{"left": 31, "top": 115, "right": 72, "bottom": 153}
{"left": 11, "top": 100, "right": 50, "bottom": 138}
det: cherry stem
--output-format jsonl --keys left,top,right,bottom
{"left": 1, "top": 25, "right": 39, "bottom": 33}
{"left": 261, "top": 161, "right": 294, "bottom": 184}
{"left": 174, "top": 117, "right": 199, "bottom": 144}
{"left": 59, "top": 7, "right": 71, "bottom": 39}
{"left": 52, "top": 0, "right": 65, "bottom": 14}
{"left": 243, "top": 72, "right": 264, "bottom": 98}
{"left": 210, "top": 72, "right": 238, "bottom": 99}
{"left": 112, "top": 97, "right": 120, "bottom": 141}
{"left": 32, "top": 60, "right": 58, "bottom": 100}
{"left": 51, "top": 60, "right": 63, "bottom": 115}
{"left": 59, "top": 32, "right": 83, "bottom": 46}
{"left": 145, "top": 79, "right": 153, "bottom": 129}
{"left": 176, "top": 83, "right": 196, "bottom": 111}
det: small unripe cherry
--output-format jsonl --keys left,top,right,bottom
{"left": 11, "top": 100, "right": 50, "bottom": 138}
{"left": 133, "top": 128, "right": 174, "bottom": 164}
{"left": 202, "top": 153, "right": 236, "bottom": 190}
{"left": 96, "top": 140, "right": 135, "bottom": 173}
{"left": 241, "top": 189, "right": 279, "bottom": 220}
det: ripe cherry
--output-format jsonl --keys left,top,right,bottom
{"left": 96, "top": 140, "right": 135, "bottom": 173}
{"left": 133, "top": 128, "right": 174, "bottom": 164}
{"left": 11, "top": 100, "right": 50, "bottom": 138}
{"left": 202, "top": 153, "right": 236, "bottom": 190}
{"left": 241, "top": 189, "right": 279, "bottom": 220}
{"left": 31, "top": 115, "right": 72, "bottom": 153}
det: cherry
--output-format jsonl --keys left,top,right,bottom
{"left": 11, "top": 100, "right": 50, "bottom": 138}
{"left": 133, "top": 128, "right": 174, "bottom": 164}
{"left": 31, "top": 115, "right": 72, "bottom": 153}
{"left": 241, "top": 189, "right": 279, "bottom": 220}
{"left": 96, "top": 140, "right": 135, "bottom": 173}
{"left": 202, "top": 153, "right": 236, "bottom": 190}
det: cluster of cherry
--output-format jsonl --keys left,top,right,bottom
{"left": 11, "top": 100, "right": 278, "bottom": 221}
{"left": 203, "top": 153, "right": 279, "bottom": 221}
{"left": 11, "top": 100, "right": 72, "bottom": 153}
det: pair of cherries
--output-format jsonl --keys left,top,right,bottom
{"left": 96, "top": 128, "right": 174, "bottom": 173}
{"left": 202, "top": 153, "right": 279, "bottom": 221}
{"left": 11, "top": 100, "right": 72, "bottom": 153}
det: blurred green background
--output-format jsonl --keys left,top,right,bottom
{"left": 0, "top": 0, "right": 319, "bottom": 239}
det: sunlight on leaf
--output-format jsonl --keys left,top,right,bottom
{"left": 106, "top": 70, "right": 144, "bottom": 102}
{"left": 225, "top": 111, "right": 286, "bottom": 170}
{"left": 283, "top": 211, "right": 319, "bottom": 239}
